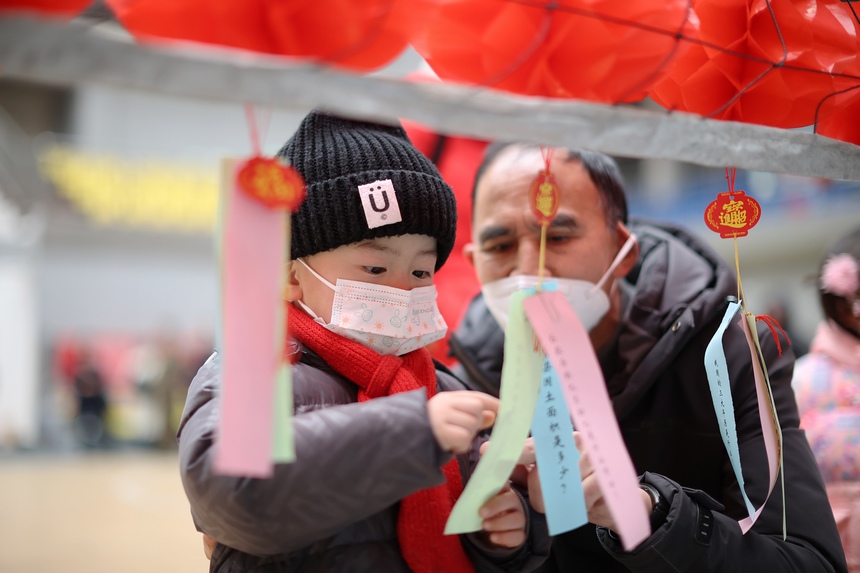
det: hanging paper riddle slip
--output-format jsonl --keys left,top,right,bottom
{"left": 704, "top": 301, "right": 757, "bottom": 521}
{"left": 527, "top": 281, "right": 587, "bottom": 536}
{"left": 704, "top": 301, "right": 783, "bottom": 534}
{"left": 738, "top": 313, "right": 783, "bottom": 534}
{"left": 532, "top": 356, "right": 588, "bottom": 535}
{"left": 445, "top": 291, "right": 543, "bottom": 534}
{"left": 215, "top": 155, "right": 305, "bottom": 477}
{"left": 524, "top": 291, "right": 650, "bottom": 551}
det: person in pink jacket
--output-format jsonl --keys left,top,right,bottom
{"left": 793, "top": 226, "right": 860, "bottom": 572}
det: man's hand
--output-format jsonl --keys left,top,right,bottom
{"left": 479, "top": 483, "right": 527, "bottom": 548}
{"left": 575, "top": 432, "right": 652, "bottom": 530}
{"left": 503, "top": 437, "right": 545, "bottom": 514}
{"left": 428, "top": 391, "right": 499, "bottom": 453}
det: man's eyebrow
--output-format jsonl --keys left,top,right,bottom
{"left": 548, "top": 213, "right": 579, "bottom": 229}
{"left": 477, "top": 225, "right": 513, "bottom": 244}
{"left": 478, "top": 214, "right": 580, "bottom": 243}
{"left": 522, "top": 213, "right": 581, "bottom": 232}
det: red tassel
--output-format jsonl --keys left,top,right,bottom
{"left": 755, "top": 314, "right": 792, "bottom": 357}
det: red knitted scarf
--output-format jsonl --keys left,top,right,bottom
{"left": 289, "top": 306, "right": 475, "bottom": 573}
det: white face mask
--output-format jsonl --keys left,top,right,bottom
{"left": 295, "top": 259, "right": 447, "bottom": 356}
{"left": 481, "top": 234, "right": 637, "bottom": 331}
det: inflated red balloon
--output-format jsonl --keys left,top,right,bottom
{"left": 411, "top": 0, "right": 696, "bottom": 103}
{"left": 0, "top": 0, "right": 91, "bottom": 17}
{"left": 107, "top": 0, "right": 428, "bottom": 72}
{"left": 650, "top": 0, "right": 859, "bottom": 129}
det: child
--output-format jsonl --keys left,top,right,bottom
{"left": 178, "top": 110, "right": 549, "bottom": 572}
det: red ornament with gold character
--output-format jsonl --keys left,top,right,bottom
{"left": 529, "top": 170, "right": 559, "bottom": 226}
{"left": 237, "top": 156, "right": 306, "bottom": 212}
{"left": 704, "top": 189, "right": 761, "bottom": 239}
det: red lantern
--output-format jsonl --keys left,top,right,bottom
{"left": 704, "top": 190, "right": 761, "bottom": 239}
{"left": 106, "top": 0, "right": 429, "bottom": 72}
{"left": 0, "top": 0, "right": 91, "bottom": 17}
{"left": 411, "top": 0, "right": 696, "bottom": 103}
{"left": 529, "top": 171, "right": 559, "bottom": 225}
{"left": 650, "top": 0, "right": 859, "bottom": 129}
{"left": 237, "top": 157, "right": 306, "bottom": 212}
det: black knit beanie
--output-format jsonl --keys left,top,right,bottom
{"left": 278, "top": 109, "right": 457, "bottom": 271}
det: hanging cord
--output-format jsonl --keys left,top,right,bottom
{"left": 725, "top": 167, "right": 792, "bottom": 355}
{"left": 244, "top": 103, "right": 273, "bottom": 157}
{"left": 537, "top": 146, "right": 554, "bottom": 289}
{"left": 725, "top": 168, "right": 748, "bottom": 306}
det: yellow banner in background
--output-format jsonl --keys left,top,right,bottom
{"left": 39, "top": 145, "right": 219, "bottom": 233}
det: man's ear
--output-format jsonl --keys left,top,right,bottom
{"left": 284, "top": 261, "right": 303, "bottom": 302}
{"left": 613, "top": 221, "right": 639, "bottom": 279}
{"left": 463, "top": 242, "right": 476, "bottom": 268}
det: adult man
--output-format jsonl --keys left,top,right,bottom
{"left": 450, "top": 142, "right": 847, "bottom": 572}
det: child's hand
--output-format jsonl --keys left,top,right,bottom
{"left": 427, "top": 391, "right": 499, "bottom": 454}
{"left": 479, "top": 483, "right": 527, "bottom": 548}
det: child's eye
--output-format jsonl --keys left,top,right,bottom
{"left": 412, "top": 270, "right": 432, "bottom": 280}
{"left": 363, "top": 266, "right": 386, "bottom": 275}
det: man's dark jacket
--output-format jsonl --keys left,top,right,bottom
{"left": 450, "top": 220, "right": 847, "bottom": 572}
{"left": 178, "top": 345, "right": 550, "bottom": 572}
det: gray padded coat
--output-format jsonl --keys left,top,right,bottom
{"left": 178, "top": 345, "right": 550, "bottom": 572}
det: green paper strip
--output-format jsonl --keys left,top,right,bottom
{"left": 445, "top": 291, "right": 543, "bottom": 534}
{"left": 271, "top": 361, "right": 295, "bottom": 462}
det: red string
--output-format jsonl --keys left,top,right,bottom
{"left": 755, "top": 314, "right": 792, "bottom": 357}
{"left": 540, "top": 145, "right": 554, "bottom": 173}
{"left": 244, "top": 103, "right": 262, "bottom": 157}
{"left": 725, "top": 167, "right": 736, "bottom": 194}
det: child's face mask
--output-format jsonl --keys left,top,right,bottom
{"left": 481, "top": 234, "right": 637, "bottom": 331}
{"left": 295, "top": 258, "right": 447, "bottom": 356}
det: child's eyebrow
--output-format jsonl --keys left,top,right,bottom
{"left": 355, "top": 241, "right": 436, "bottom": 257}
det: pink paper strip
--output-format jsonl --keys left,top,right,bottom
{"left": 214, "top": 159, "right": 285, "bottom": 477}
{"left": 737, "top": 314, "right": 783, "bottom": 534}
{"left": 523, "top": 291, "right": 649, "bottom": 551}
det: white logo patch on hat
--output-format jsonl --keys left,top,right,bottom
{"left": 357, "top": 179, "right": 402, "bottom": 229}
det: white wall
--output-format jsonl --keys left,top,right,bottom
{"left": 0, "top": 254, "right": 39, "bottom": 447}
{"left": 37, "top": 233, "right": 217, "bottom": 338}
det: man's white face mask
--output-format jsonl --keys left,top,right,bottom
{"left": 481, "top": 234, "right": 637, "bottom": 331}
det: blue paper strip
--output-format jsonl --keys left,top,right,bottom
{"left": 531, "top": 358, "right": 588, "bottom": 535}
{"left": 704, "top": 300, "right": 756, "bottom": 520}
